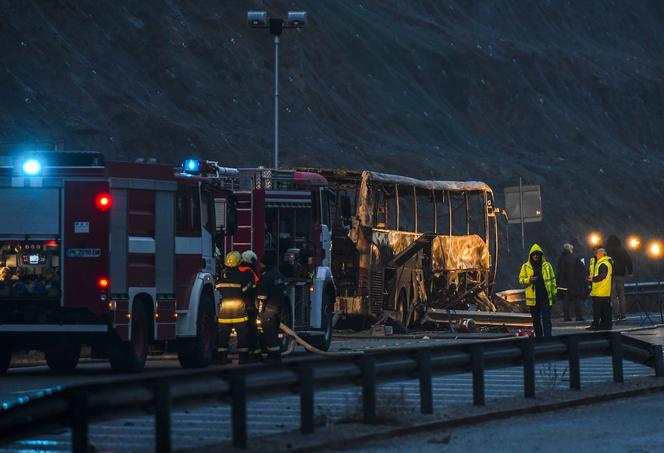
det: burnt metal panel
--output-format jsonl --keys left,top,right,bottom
{"left": 110, "top": 189, "right": 128, "bottom": 293}
{"left": 155, "top": 190, "right": 175, "bottom": 294}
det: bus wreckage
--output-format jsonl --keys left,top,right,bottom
{"left": 314, "top": 169, "right": 531, "bottom": 330}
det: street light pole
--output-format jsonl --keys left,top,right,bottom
{"left": 273, "top": 33, "right": 280, "bottom": 169}
{"left": 248, "top": 11, "right": 307, "bottom": 170}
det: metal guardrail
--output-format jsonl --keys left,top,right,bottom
{"left": 0, "top": 331, "right": 663, "bottom": 452}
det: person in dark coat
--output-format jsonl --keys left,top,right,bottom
{"left": 556, "top": 243, "right": 587, "bottom": 322}
{"left": 605, "top": 235, "right": 633, "bottom": 321}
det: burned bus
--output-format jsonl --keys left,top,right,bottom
{"left": 315, "top": 170, "right": 507, "bottom": 328}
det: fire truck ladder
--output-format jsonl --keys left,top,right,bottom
{"left": 232, "top": 191, "right": 254, "bottom": 251}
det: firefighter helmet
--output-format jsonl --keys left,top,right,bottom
{"left": 224, "top": 251, "right": 241, "bottom": 268}
{"left": 241, "top": 250, "right": 258, "bottom": 265}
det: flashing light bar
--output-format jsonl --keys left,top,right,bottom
{"left": 22, "top": 159, "right": 42, "bottom": 176}
{"left": 184, "top": 159, "right": 200, "bottom": 173}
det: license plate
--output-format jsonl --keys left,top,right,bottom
{"left": 66, "top": 248, "right": 101, "bottom": 258}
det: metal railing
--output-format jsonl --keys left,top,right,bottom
{"left": 0, "top": 331, "right": 662, "bottom": 452}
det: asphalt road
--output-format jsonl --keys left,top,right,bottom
{"left": 348, "top": 394, "right": 664, "bottom": 452}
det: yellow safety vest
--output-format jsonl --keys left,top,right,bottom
{"left": 588, "top": 256, "right": 596, "bottom": 278}
{"left": 590, "top": 256, "right": 613, "bottom": 297}
{"left": 519, "top": 244, "right": 557, "bottom": 307}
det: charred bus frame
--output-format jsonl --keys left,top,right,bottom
{"left": 319, "top": 170, "right": 503, "bottom": 327}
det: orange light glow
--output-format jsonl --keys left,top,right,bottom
{"left": 648, "top": 241, "right": 663, "bottom": 258}
{"left": 97, "top": 278, "right": 110, "bottom": 289}
{"left": 588, "top": 232, "right": 602, "bottom": 247}
{"left": 627, "top": 236, "right": 641, "bottom": 250}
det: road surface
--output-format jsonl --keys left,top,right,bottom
{"left": 347, "top": 393, "right": 664, "bottom": 452}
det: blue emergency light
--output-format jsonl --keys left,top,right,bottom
{"left": 184, "top": 159, "right": 200, "bottom": 173}
{"left": 22, "top": 159, "right": 42, "bottom": 176}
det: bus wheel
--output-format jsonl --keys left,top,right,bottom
{"left": 305, "top": 290, "right": 334, "bottom": 352}
{"left": 45, "top": 342, "right": 81, "bottom": 372}
{"left": 110, "top": 302, "right": 149, "bottom": 373}
{"left": 387, "top": 290, "right": 409, "bottom": 334}
{"left": 0, "top": 347, "right": 12, "bottom": 375}
{"left": 178, "top": 292, "right": 215, "bottom": 368}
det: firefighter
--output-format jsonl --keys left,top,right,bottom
{"left": 215, "top": 251, "right": 253, "bottom": 365}
{"left": 239, "top": 250, "right": 261, "bottom": 359}
{"left": 587, "top": 247, "right": 613, "bottom": 330}
{"left": 256, "top": 252, "right": 286, "bottom": 364}
{"left": 519, "top": 243, "right": 557, "bottom": 337}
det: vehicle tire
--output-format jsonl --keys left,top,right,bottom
{"left": 0, "top": 347, "right": 12, "bottom": 375}
{"left": 45, "top": 342, "right": 81, "bottom": 372}
{"left": 279, "top": 299, "right": 294, "bottom": 353}
{"left": 387, "top": 289, "right": 409, "bottom": 334}
{"left": 110, "top": 302, "right": 149, "bottom": 373}
{"left": 178, "top": 292, "right": 216, "bottom": 368}
{"left": 304, "top": 289, "right": 334, "bottom": 352}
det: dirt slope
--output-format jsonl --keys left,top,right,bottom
{"left": 1, "top": 1, "right": 663, "bottom": 285}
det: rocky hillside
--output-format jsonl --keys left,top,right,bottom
{"left": 1, "top": 1, "right": 663, "bottom": 286}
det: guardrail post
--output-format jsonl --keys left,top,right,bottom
{"left": 299, "top": 363, "right": 315, "bottom": 434}
{"left": 567, "top": 336, "right": 581, "bottom": 390}
{"left": 154, "top": 380, "right": 171, "bottom": 453}
{"left": 653, "top": 345, "right": 664, "bottom": 377}
{"left": 521, "top": 338, "right": 535, "bottom": 398}
{"left": 471, "top": 344, "right": 485, "bottom": 406}
{"left": 230, "top": 371, "right": 247, "bottom": 448}
{"left": 70, "top": 390, "right": 88, "bottom": 453}
{"left": 360, "top": 355, "right": 376, "bottom": 424}
{"left": 611, "top": 332, "right": 624, "bottom": 383}
{"left": 417, "top": 351, "right": 433, "bottom": 414}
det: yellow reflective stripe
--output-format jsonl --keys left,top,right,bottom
{"left": 242, "top": 286, "right": 249, "bottom": 292}
{"left": 266, "top": 346, "right": 281, "bottom": 352}
{"left": 217, "top": 316, "right": 249, "bottom": 323}
{"left": 257, "top": 295, "right": 268, "bottom": 300}
{"left": 217, "top": 283, "right": 242, "bottom": 288}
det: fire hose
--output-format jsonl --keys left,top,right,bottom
{"left": 279, "top": 323, "right": 362, "bottom": 356}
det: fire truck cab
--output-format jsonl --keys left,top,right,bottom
{"left": 185, "top": 162, "right": 336, "bottom": 351}
{"left": 0, "top": 152, "right": 222, "bottom": 373}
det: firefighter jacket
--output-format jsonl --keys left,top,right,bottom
{"left": 256, "top": 267, "right": 286, "bottom": 312}
{"left": 215, "top": 267, "right": 253, "bottom": 323}
{"left": 590, "top": 256, "right": 613, "bottom": 298}
{"left": 519, "top": 243, "right": 557, "bottom": 306}
{"left": 239, "top": 265, "right": 259, "bottom": 308}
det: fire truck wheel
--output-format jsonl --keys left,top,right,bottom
{"left": 279, "top": 303, "right": 294, "bottom": 352}
{"left": 45, "top": 342, "right": 81, "bottom": 372}
{"left": 0, "top": 347, "right": 11, "bottom": 375}
{"left": 304, "top": 290, "right": 334, "bottom": 352}
{"left": 110, "top": 302, "right": 149, "bottom": 373}
{"left": 178, "top": 292, "right": 215, "bottom": 368}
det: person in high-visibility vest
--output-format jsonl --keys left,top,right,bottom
{"left": 215, "top": 251, "right": 253, "bottom": 365}
{"left": 587, "top": 247, "right": 613, "bottom": 330}
{"left": 519, "top": 244, "right": 557, "bottom": 337}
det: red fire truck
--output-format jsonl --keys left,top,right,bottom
{"left": 0, "top": 152, "right": 224, "bottom": 373}
{"left": 185, "top": 161, "right": 336, "bottom": 352}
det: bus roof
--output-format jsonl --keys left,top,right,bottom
{"left": 365, "top": 171, "right": 493, "bottom": 194}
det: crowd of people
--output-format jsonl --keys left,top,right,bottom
{"left": 215, "top": 250, "right": 286, "bottom": 365}
{"left": 519, "top": 234, "right": 633, "bottom": 337}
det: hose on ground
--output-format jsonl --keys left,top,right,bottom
{"left": 279, "top": 323, "right": 363, "bottom": 356}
